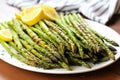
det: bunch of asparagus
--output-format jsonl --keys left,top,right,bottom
{"left": 0, "top": 13, "right": 119, "bottom": 70}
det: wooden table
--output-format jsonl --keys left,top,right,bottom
{"left": 0, "top": 0, "right": 120, "bottom": 80}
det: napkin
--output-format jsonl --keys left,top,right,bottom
{"left": 7, "top": 0, "right": 120, "bottom": 24}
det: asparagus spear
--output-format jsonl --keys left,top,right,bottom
{"left": 5, "top": 24, "right": 61, "bottom": 69}
{"left": 44, "top": 20, "right": 76, "bottom": 53}
{"left": 39, "top": 21, "right": 62, "bottom": 44}
{"left": 39, "top": 21, "right": 66, "bottom": 55}
{"left": 75, "top": 13, "right": 119, "bottom": 47}
{"left": 30, "top": 26, "right": 68, "bottom": 62}
{"left": 21, "top": 39, "right": 53, "bottom": 62}
{"left": 68, "top": 14, "right": 95, "bottom": 51}
{"left": 31, "top": 26, "right": 57, "bottom": 46}
{"left": 17, "top": 19, "right": 62, "bottom": 61}
{"left": 7, "top": 19, "right": 58, "bottom": 62}
{"left": 56, "top": 14, "right": 85, "bottom": 58}
{"left": 69, "top": 53, "right": 91, "bottom": 68}
{"left": 10, "top": 29, "right": 43, "bottom": 62}
{"left": 9, "top": 41, "right": 42, "bottom": 64}
{"left": 10, "top": 41, "right": 61, "bottom": 69}
{"left": 59, "top": 14, "right": 93, "bottom": 59}
{"left": 58, "top": 61, "right": 71, "bottom": 70}
{"left": 0, "top": 24, "right": 5, "bottom": 29}
{"left": 1, "top": 22, "right": 9, "bottom": 28}
{"left": 9, "top": 19, "right": 71, "bottom": 69}
{"left": 34, "top": 23, "right": 62, "bottom": 52}
{"left": 73, "top": 13, "right": 115, "bottom": 60}
{"left": 88, "top": 28, "right": 119, "bottom": 46}
{"left": 0, "top": 39, "right": 37, "bottom": 66}
{"left": 64, "top": 14, "right": 99, "bottom": 61}
{"left": 0, "top": 23, "right": 37, "bottom": 66}
{"left": 0, "top": 22, "right": 39, "bottom": 64}
{"left": 64, "top": 15, "right": 94, "bottom": 57}
{"left": 50, "top": 28, "right": 69, "bottom": 63}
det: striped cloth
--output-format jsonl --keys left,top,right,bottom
{"left": 7, "top": 0, "right": 120, "bottom": 24}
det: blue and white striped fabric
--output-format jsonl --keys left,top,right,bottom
{"left": 7, "top": 0, "right": 120, "bottom": 24}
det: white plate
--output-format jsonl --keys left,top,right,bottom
{"left": 0, "top": 19, "right": 120, "bottom": 74}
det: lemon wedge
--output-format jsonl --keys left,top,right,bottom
{"left": 15, "top": 5, "right": 58, "bottom": 25}
{"left": 15, "top": 6, "right": 35, "bottom": 20}
{"left": 0, "top": 29, "right": 12, "bottom": 41}
{"left": 22, "top": 6, "right": 36, "bottom": 14}
{"left": 15, "top": 12, "right": 24, "bottom": 20}
{"left": 40, "top": 5, "right": 58, "bottom": 20}
{"left": 21, "top": 7, "right": 43, "bottom": 25}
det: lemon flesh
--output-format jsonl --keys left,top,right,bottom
{"left": 0, "top": 29, "right": 12, "bottom": 41}
{"left": 21, "top": 7, "right": 43, "bottom": 25}
{"left": 40, "top": 5, "right": 58, "bottom": 20}
{"left": 15, "top": 6, "right": 36, "bottom": 20}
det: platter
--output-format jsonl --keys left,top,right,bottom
{"left": 0, "top": 19, "right": 120, "bottom": 74}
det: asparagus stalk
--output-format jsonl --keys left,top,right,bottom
{"left": 50, "top": 29, "right": 69, "bottom": 63}
{"left": 17, "top": 19, "right": 62, "bottom": 61}
{"left": 31, "top": 26, "right": 57, "bottom": 46}
{"left": 44, "top": 20, "right": 76, "bottom": 53}
{"left": 75, "top": 13, "right": 119, "bottom": 47}
{"left": 7, "top": 19, "right": 58, "bottom": 62}
{"left": 9, "top": 41, "right": 41, "bottom": 64}
{"left": 72, "top": 13, "right": 104, "bottom": 52}
{"left": 1, "top": 22, "right": 9, "bottom": 28}
{"left": 74, "top": 13, "right": 115, "bottom": 60}
{"left": 0, "top": 24, "right": 5, "bottom": 29}
{"left": 63, "top": 14, "right": 99, "bottom": 61}
{"left": 8, "top": 19, "right": 71, "bottom": 69}
{"left": 9, "top": 28, "right": 61, "bottom": 69}
{"left": 88, "top": 28, "right": 119, "bottom": 46}
{"left": 63, "top": 51, "right": 91, "bottom": 68}
{"left": 68, "top": 14, "right": 95, "bottom": 52}
{"left": 10, "top": 30, "right": 42, "bottom": 62}
{"left": 0, "top": 23, "right": 38, "bottom": 66}
{"left": 39, "top": 21, "right": 62, "bottom": 44}
{"left": 20, "top": 39, "right": 53, "bottom": 62}
{"left": 56, "top": 14, "right": 85, "bottom": 58}
{"left": 0, "top": 39, "right": 37, "bottom": 66}
{"left": 40, "top": 21, "right": 69, "bottom": 55}
{"left": 10, "top": 41, "right": 61, "bottom": 69}
{"left": 64, "top": 15, "right": 94, "bottom": 57}
{"left": 34, "top": 23, "right": 62, "bottom": 52}
{"left": 0, "top": 22, "right": 41, "bottom": 64}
